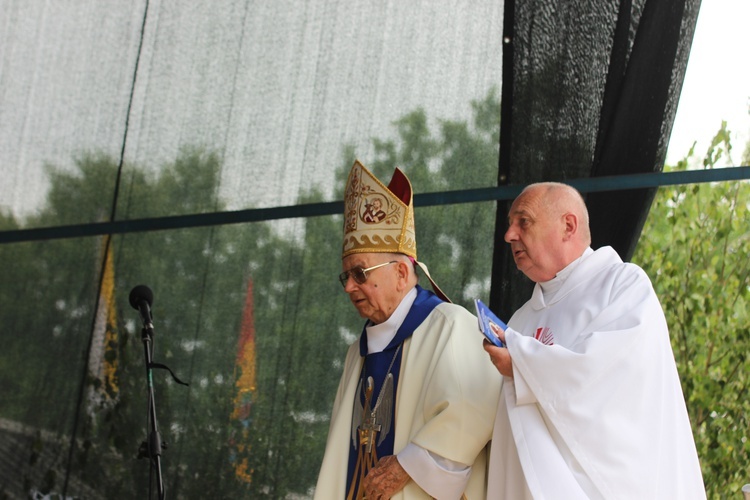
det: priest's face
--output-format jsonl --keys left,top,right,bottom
{"left": 341, "top": 253, "right": 403, "bottom": 325}
{"left": 504, "top": 187, "right": 567, "bottom": 282}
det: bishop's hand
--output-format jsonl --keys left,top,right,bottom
{"left": 362, "top": 454, "right": 410, "bottom": 500}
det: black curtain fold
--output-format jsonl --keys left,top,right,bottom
{"left": 491, "top": 0, "right": 701, "bottom": 319}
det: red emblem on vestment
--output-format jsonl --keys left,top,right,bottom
{"left": 534, "top": 327, "right": 554, "bottom": 345}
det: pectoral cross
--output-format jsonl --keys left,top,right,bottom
{"left": 359, "top": 411, "right": 381, "bottom": 453}
{"left": 359, "top": 377, "right": 382, "bottom": 453}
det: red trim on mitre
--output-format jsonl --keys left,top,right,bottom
{"left": 387, "top": 168, "right": 412, "bottom": 205}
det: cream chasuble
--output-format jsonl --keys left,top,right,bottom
{"left": 315, "top": 287, "right": 501, "bottom": 499}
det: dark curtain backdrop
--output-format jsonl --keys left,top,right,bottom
{"left": 491, "top": 0, "right": 700, "bottom": 319}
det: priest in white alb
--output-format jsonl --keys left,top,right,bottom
{"left": 314, "top": 160, "right": 501, "bottom": 500}
{"left": 483, "top": 182, "right": 706, "bottom": 499}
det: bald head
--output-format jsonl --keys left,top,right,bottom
{"left": 523, "top": 182, "right": 591, "bottom": 246}
{"left": 504, "top": 182, "right": 591, "bottom": 282}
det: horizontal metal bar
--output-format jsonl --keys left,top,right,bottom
{"left": 1, "top": 166, "right": 748, "bottom": 244}
{"left": 416, "top": 166, "right": 750, "bottom": 205}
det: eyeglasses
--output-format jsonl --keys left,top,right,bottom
{"left": 339, "top": 261, "right": 397, "bottom": 288}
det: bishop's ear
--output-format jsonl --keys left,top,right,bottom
{"left": 395, "top": 259, "right": 413, "bottom": 290}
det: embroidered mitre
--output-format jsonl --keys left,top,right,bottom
{"left": 341, "top": 160, "right": 451, "bottom": 303}
{"left": 342, "top": 160, "right": 416, "bottom": 259}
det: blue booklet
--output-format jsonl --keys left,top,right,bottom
{"left": 474, "top": 299, "right": 506, "bottom": 347}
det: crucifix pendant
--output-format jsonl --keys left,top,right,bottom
{"left": 359, "top": 411, "right": 381, "bottom": 453}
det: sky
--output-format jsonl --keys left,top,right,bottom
{"left": 666, "top": 0, "right": 750, "bottom": 166}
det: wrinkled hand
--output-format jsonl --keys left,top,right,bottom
{"left": 483, "top": 339, "right": 513, "bottom": 378}
{"left": 362, "top": 455, "right": 410, "bottom": 500}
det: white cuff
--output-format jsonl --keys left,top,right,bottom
{"left": 507, "top": 328, "right": 537, "bottom": 405}
{"left": 397, "top": 443, "right": 471, "bottom": 500}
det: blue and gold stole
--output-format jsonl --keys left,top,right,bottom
{"left": 345, "top": 285, "right": 443, "bottom": 500}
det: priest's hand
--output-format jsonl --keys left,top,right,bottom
{"left": 363, "top": 454, "right": 410, "bottom": 499}
{"left": 484, "top": 339, "right": 513, "bottom": 378}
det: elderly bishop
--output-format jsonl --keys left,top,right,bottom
{"left": 314, "top": 161, "right": 501, "bottom": 500}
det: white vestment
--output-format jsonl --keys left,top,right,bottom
{"left": 315, "top": 297, "right": 501, "bottom": 499}
{"left": 488, "top": 246, "right": 705, "bottom": 499}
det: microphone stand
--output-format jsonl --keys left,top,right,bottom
{"left": 130, "top": 285, "right": 187, "bottom": 499}
{"left": 138, "top": 324, "right": 166, "bottom": 500}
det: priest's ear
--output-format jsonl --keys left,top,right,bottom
{"left": 562, "top": 212, "right": 579, "bottom": 241}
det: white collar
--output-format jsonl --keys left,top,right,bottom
{"left": 366, "top": 287, "right": 418, "bottom": 354}
{"left": 539, "top": 247, "right": 594, "bottom": 300}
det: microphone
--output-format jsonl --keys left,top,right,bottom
{"left": 129, "top": 285, "right": 154, "bottom": 330}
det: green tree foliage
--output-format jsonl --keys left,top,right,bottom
{"left": 634, "top": 123, "right": 750, "bottom": 498}
{"left": 0, "top": 89, "right": 502, "bottom": 499}
{"left": 0, "top": 149, "right": 299, "bottom": 498}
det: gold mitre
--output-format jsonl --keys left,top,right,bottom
{"left": 342, "top": 160, "right": 416, "bottom": 258}
{"left": 342, "top": 160, "right": 451, "bottom": 302}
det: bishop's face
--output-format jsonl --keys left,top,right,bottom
{"left": 341, "top": 253, "right": 402, "bottom": 325}
{"left": 504, "top": 187, "right": 567, "bottom": 283}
